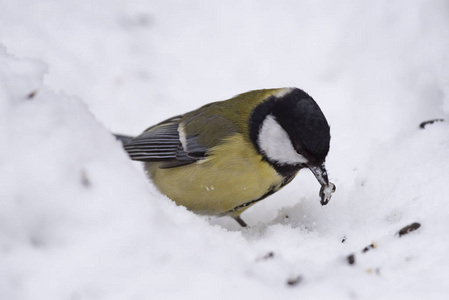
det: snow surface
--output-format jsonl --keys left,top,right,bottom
{"left": 1, "top": 0, "right": 449, "bottom": 299}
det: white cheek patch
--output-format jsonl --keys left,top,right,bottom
{"left": 258, "top": 115, "right": 308, "bottom": 165}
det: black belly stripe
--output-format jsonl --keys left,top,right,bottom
{"left": 220, "top": 174, "right": 296, "bottom": 216}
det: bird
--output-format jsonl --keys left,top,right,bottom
{"left": 116, "top": 87, "right": 335, "bottom": 227}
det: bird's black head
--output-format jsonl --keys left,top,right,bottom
{"left": 250, "top": 88, "right": 331, "bottom": 175}
{"left": 272, "top": 88, "right": 330, "bottom": 165}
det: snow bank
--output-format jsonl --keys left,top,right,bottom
{"left": 1, "top": 1, "right": 449, "bottom": 299}
{"left": 0, "top": 48, "right": 251, "bottom": 300}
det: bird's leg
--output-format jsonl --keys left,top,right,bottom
{"left": 233, "top": 216, "right": 248, "bottom": 227}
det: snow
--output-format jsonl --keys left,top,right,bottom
{"left": 1, "top": 0, "right": 449, "bottom": 299}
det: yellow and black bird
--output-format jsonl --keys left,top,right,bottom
{"left": 116, "top": 87, "right": 335, "bottom": 227}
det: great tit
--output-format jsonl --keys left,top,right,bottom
{"left": 117, "top": 87, "right": 335, "bottom": 227}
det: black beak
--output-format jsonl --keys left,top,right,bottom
{"left": 307, "top": 163, "right": 336, "bottom": 206}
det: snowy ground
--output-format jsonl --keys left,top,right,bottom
{"left": 1, "top": 1, "right": 449, "bottom": 299}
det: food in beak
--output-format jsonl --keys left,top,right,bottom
{"left": 308, "top": 163, "right": 336, "bottom": 205}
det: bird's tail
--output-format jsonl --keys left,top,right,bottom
{"left": 114, "top": 134, "right": 134, "bottom": 146}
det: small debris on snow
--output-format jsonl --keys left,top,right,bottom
{"left": 256, "top": 251, "right": 275, "bottom": 262}
{"left": 365, "top": 268, "right": 380, "bottom": 275}
{"left": 346, "top": 242, "right": 377, "bottom": 265}
{"left": 347, "top": 254, "right": 356, "bottom": 265}
{"left": 286, "top": 275, "right": 303, "bottom": 286}
{"left": 80, "top": 169, "right": 91, "bottom": 188}
{"left": 398, "top": 222, "right": 421, "bottom": 237}
{"left": 27, "top": 90, "right": 37, "bottom": 99}
{"left": 362, "top": 242, "right": 377, "bottom": 253}
{"left": 419, "top": 119, "right": 444, "bottom": 129}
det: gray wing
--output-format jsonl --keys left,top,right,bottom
{"left": 123, "top": 105, "right": 239, "bottom": 168}
{"left": 123, "top": 116, "right": 198, "bottom": 167}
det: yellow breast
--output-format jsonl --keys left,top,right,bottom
{"left": 145, "top": 134, "right": 286, "bottom": 216}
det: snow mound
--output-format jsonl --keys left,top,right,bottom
{"left": 0, "top": 48, "right": 252, "bottom": 300}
